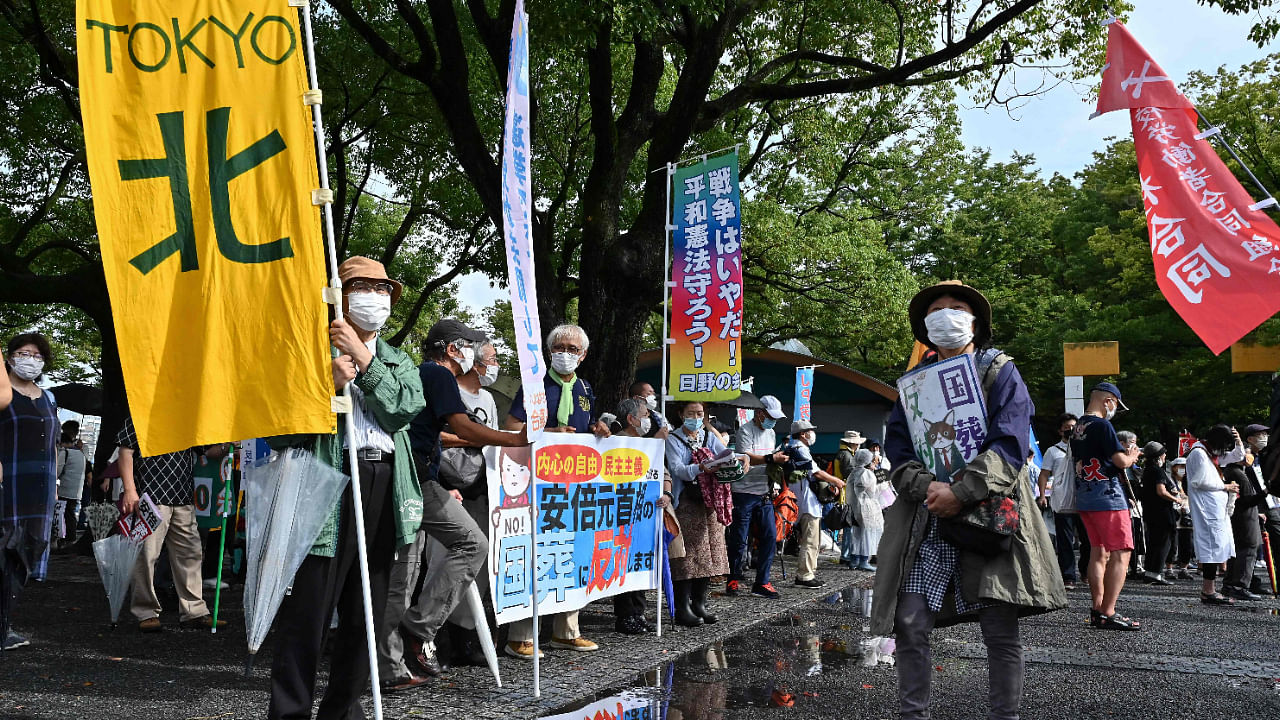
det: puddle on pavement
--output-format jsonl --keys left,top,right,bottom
{"left": 543, "top": 587, "right": 893, "bottom": 718}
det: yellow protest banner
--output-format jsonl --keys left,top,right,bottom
{"left": 77, "top": 0, "right": 334, "bottom": 455}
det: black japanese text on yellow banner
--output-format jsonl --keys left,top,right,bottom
{"left": 77, "top": 1, "right": 335, "bottom": 455}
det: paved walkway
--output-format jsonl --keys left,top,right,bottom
{"left": 0, "top": 547, "right": 865, "bottom": 719}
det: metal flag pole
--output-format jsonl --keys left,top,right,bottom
{"left": 530, "top": 468, "right": 541, "bottom": 698}
{"left": 1193, "top": 109, "right": 1279, "bottom": 211}
{"left": 295, "top": 2, "right": 383, "bottom": 717}
{"left": 660, "top": 161, "right": 676, "bottom": 420}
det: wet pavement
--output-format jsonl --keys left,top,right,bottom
{"left": 4, "top": 549, "right": 1280, "bottom": 719}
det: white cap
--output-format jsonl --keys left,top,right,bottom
{"left": 759, "top": 395, "right": 785, "bottom": 419}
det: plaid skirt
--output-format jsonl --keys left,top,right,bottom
{"left": 670, "top": 492, "right": 729, "bottom": 581}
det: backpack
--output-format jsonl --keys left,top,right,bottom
{"left": 773, "top": 484, "right": 799, "bottom": 540}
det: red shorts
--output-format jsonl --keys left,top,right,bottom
{"left": 1079, "top": 509, "right": 1134, "bottom": 551}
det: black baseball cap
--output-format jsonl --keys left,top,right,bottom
{"left": 1092, "top": 381, "right": 1128, "bottom": 411}
{"left": 425, "top": 318, "right": 487, "bottom": 349}
{"left": 1243, "top": 423, "right": 1269, "bottom": 438}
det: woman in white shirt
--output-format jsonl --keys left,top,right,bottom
{"left": 1186, "top": 424, "right": 1244, "bottom": 605}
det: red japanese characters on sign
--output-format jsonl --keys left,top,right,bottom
{"left": 1094, "top": 20, "right": 1280, "bottom": 354}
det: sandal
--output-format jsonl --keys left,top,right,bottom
{"left": 1096, "top": 612, "right": 1141, "bottom": 631}
{"left": 1089, "top": 608, "right": 1103, "bottom": 627}
{"left": 1201, "top": 593, "right": 1235, "bottom": 605}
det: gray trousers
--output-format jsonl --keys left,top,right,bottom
{"left": 377, "top": 479, "right": 487, "bottom": 680}
{"left": 894, "top": 592, "right": 1024, "bottom": 720}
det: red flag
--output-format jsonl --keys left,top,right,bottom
{"left": 1178, "top": 430, "right": 1196, "bottom": 457}
{"left": 1093, "top": 21, "right": 1280, "bottom": 355}
{"left": 1093, "top": 20, "right": 1192, "bottom": 117}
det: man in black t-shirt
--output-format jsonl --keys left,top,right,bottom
{"left": 380, "top": 319, "right": 526, "bottom": 682}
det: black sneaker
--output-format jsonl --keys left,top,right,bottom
{"left": 794, "top": 578, "right": 825, "bottom": 588}
{"left": 751, "top": 583, "right": 780, "bottom": 599}
{"left": 1222, "top": 585, "right": 1260, "bottom": 601}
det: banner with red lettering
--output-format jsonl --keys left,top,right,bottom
{"left": 485, "top": 435, "right": 663, "bottom": 625}
{"left": 1093, "top": 20, "right": 1280, "bottom": 355}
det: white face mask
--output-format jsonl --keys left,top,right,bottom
{"left": 1253, "top": 436, "right": 1268, "bottom": 451}
{"left": 551, "top": 351, "right": 580, "bottom": 375}
{"left": 924, "top": 308, "right": 975, "bottom": 350}
{"left": 346, "top": 292, "right": 391, "bottom": 332}
{"left": 803, "top": 431, "right": 816, "bottom": 446}
{"left": 479, "top": 361, "right": 499, "bottom": 387}
{"left": 453, "top": 345, "right": 475, "bottom": 375}
{"left": 10, "top": 357, "right": 43, "bottom": 381}
{"left": 645, "top": 394, "right": 658, "bottom": 411}
{"left": 638, "top": 416, "right": 653, "bottom": 435}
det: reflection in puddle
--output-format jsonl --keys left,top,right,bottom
{"left": 545, "top": 588, "right": 894, "bottom": 719}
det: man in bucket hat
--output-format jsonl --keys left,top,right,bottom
{"left": 871, "top": 281, "right": 1065, "bottom": 720}
{"left": 786, "top": 420, "right": 844, "bottom": 588}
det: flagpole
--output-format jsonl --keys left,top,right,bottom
{"left": 296, "top": 3, "right": 383, "bottom": 718}
{"left": 1193, "top": 109, "right": 1279, "bottom": 211}
{"left": 660, "top": 162, "right": 676, "bottom": 419}
{"left": 530, "top": 470, "right": 541, "bottom": 698}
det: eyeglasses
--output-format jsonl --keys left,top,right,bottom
{"left": 551, "top": 344, "right": 583, "bottom": 354}
{"left": 11, "top": 351, "right": 43, "bottom": 361}
{"left": 347, "top": 280, "right": 395, "bottom": 295}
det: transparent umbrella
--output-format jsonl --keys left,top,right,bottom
{"left": 242, "top": 448, "right": 349, "bottom": 674}
{"left": 92, "top": 534, "right": 143, "bottom": 626}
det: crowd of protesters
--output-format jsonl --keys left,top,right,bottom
{"left": 2, "top": 268, "right": 1278, "bottom": 720}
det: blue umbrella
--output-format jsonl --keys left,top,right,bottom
{"left": 662, "top": 528, "right": 676, "bottom": 618}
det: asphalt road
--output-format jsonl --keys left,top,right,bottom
{"left": 3, "top": 549, "right": 1279, "bottom": 719}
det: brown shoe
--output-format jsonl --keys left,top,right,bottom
{"left": 503, "top": 641, "right": 543, "bottom": 660}
{"left": 381, "top": 673, "right": 430, "bottom": 693}
{"left": 138, "top": 617, "right": 163, "bottom": 633}
{"left": 550, "top": 635, "right": 599, "bottom": 652}
{"left": 179, "top": 615, "right": 227, "bottom": 630}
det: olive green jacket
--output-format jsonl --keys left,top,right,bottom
{"left": 869, "top": 450, "right": 1067, "bottom": 636}
{"left": 268, "top": 339, "right": 426, "bottom": 557}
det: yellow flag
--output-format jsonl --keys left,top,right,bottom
{"left": 77, "top": 0, "right": 334, "bottom": 455}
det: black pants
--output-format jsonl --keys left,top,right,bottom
{"left": 1052, "top": 512, "right": 1078, "bottom": 582}
{"left": 1074, "top": 515, "right": 1092, "bottom": 580}
{"left": 613, "top": 591, "right": 647, "bottom": 619}
{"left": 268, "top": 458, "right": 396, "bottom": 720}
{"left": 1145, "top": 519, "right": 1175, "bottom": 575}
{"left": 1225, "top": 531, "right": 1260, "bottom": 589}
{"left": 1264, "top": 509, "right": 1280, "bottom": 573}
{"left": 1176, "top": 526, "right": 1194, "bottom": 565}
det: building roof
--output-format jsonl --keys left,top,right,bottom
{"left": 634, "top": 347, "right": 898, "bottom": 403}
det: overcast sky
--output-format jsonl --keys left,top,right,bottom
{"left": 458, "top": 1, "right": 1279, "bottom": 321}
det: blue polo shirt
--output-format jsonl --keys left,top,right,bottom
{"left": 509, "top": 374, "right": 596, "bottom": 432}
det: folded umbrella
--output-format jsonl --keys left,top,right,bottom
{"left": 92, "top": 534, "right": 144, "bottom": 626}
{"left": 242, "top": 448, "right": 349, "bottom": 675}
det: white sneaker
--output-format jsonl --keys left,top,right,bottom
{"left": 202, "top": 578, "right": 229, "bottom": 591}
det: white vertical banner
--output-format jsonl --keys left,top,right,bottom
{"left": 502, "top": 0, "right": 547, "bottom": 441}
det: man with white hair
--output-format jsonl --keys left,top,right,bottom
{"left": 502, "top": 323, "right": 609, "bottom": 658}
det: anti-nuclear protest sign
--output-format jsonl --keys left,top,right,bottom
{"left": 1093, "top": 20, "right": 1280, "bottom": 355}
{"left": 539, "top": 693, "right": 658, "bottom": 720}
{"left": 501, "top": 0, "right": 549, "bottom": 440}
{"left": 669, "top": 151, "right": 744, "bottom": 401}
{"left": 895, "top": 354, "right": 988, "bottom": 483}
{"left": 194, "top": 449, "right": 235, "bottom": 530}
{"left": 793, "top": 366, "right": 815, "bottom": 423}
{"left": 486, "top": 435, "right": 664, "bottom": 625}
{"left": 76, "top": 1, "right": 334, "bottom": 455}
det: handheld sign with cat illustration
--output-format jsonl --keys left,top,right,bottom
{"left": 896, "top": 354, "right": 988, "bottom": 482}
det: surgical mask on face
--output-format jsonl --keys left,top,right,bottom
{"left": 645, "top": 394, "right": 658, "bottom": 411}
{"left": 639, "top": 417, "right": 653, "bottom": 435}
{"left": 551, "top": 352, "right": 580, "bottom": 375}
{"left": 346, "top": 292, "right": 392, "bottom": 332}
{"left": 924, "top": 308, "right": 975, "bottom": 350}
{"left": 10, "top": 356, "right": 43, "bottom": 381}
{"left": 478, "top": 362, "right": 499, "bottom": 387}
{"left": 453, "top": 346, "right": 475, "bottom": 375}
{"left": 1105, "top": 403, "right": 1117, "bottom": 421}
{"left": 683, "top": 417, "right": 703, "bottom": 432}
{"left": 762, "top": 418, "right": 777, "bottom": 430}
{"left": 803, "top": 431, "right": 816, "bottom": 446}
{"left": 1253, "top": 436, "right": 1268, "bottom": 450}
